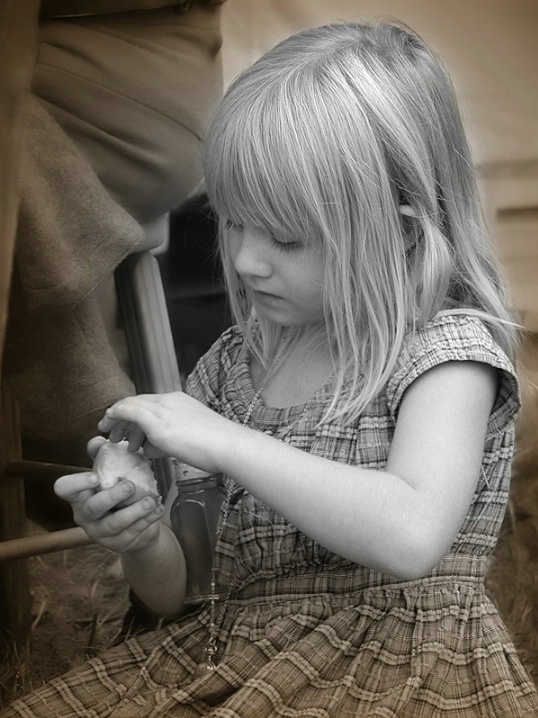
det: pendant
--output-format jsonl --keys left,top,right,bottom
{"left": 193, "top": 657, "right": 217, "bottom": 679}
{"left": 201, "top": 636, "right": 218, "bottom": 672}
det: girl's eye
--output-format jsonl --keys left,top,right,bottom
{"left": 222, "top": 218, "right": 301, "bottom": 251}
{"left": 269, "top": 235, "right": 301, "bottom": 252}
{"left": 223, "top": 219, "right": 243, "bottom": 232}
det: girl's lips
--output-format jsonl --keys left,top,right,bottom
{"left": 252, "top": 290, "right": 283, "bottom": 302}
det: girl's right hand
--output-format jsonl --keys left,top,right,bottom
{"left": 98, "top": 392, "right": 235, "bottom": 473}
{"left": 53, "top": 470, "right": 165, "bottom": 555}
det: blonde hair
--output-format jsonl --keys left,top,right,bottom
{"left": 203, "top": 21, "right": 518, "bottom": 424}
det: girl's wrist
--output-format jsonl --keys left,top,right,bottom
{"left": 216, "top": 422, "right": 261, "bottom": 478}
{"left": 121, "top": 520, "right": 163, "bottom": 558}
{"left": 121, "top": 522, "right": 187, "bottom": 617}
{"left": 176, "top": 414, "right": 249, "bottom": 476}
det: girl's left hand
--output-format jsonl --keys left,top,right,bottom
{"left": 98, "top": 392, "right": 233, "bottom": 473}
{"left": 54, "top": 467, "right": 164, "bottom": 555}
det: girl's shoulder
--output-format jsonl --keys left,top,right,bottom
{"left": 386, "top": 312, "right": 521, "bottom": 435}
{"left": 186, "top": 324, "right": 244, "bottom": 404}
{"left": 398, "top": 312, "right": 513, "bottom": 366}
{"left": 205, "top": 323, "right": 245, "bottom": 365}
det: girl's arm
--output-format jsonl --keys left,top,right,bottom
{"left": 54, "top": 470, "right": 187, "bottom": 618}
{"left": 220, "top": 360, "right": 497, "bottom": 579}
{"left": 120, "top": 521, "right": 187, "bottom": 618}
{"left": 99, "top": 359, "right": 497, "bottom": 580}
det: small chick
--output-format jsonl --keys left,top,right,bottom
{"left": 93, "top": 440, "right": 160, "bottom": 507}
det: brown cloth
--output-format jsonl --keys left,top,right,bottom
{"left": 40, "top": 0, "right": 224, "bottom": 18}
{"left": 3, "top": 2, "right": 223, "bottom": 462}
{"left": 33, "top": 3, "right": 224, "bottom": 225}
{"left": 4, "top": 97, "right": 141, "bottom": 461}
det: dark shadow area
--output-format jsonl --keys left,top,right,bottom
{"left": 159, "top": 194, "right": 232, "bottom": 380}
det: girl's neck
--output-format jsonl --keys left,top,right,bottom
{"left": 251, "top": 328, "right": 335, "bottom": 409}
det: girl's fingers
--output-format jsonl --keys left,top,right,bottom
{"left": 105, "top": 421, "right": 148, "bottom": 451}
{"left": 87, "top": 435, "right": 107, "bottom": 460}
{"left": 107, "top": 497, "right": 163, "bottom": 535}
{"left": 87, "top": 496, "right": 164, "bottom": 541}
{"left": 126, "top": 424, "right": 146, "bottom": 453}
{"left": 108, "top": 420, "right": 132, "bottom": 444}
{"left": 79, "top": 480, "right": 136, "bottom": 523}
{"left": 98, "top": 397, "right": 158, "bottom": 434}
{"left": 116, "top": 511, "right": 164, "bottom": 551}
{"left": 54, "top": 472, "right": 98, "bottom": 503}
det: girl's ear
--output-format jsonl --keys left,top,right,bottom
{"left": 399, "top": 205, "right": 419, "bottom": 253}
{"left": 399, "top": 204, "right": 416, "bottom": 218}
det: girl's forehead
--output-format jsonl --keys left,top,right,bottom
{"left": 215, "top": 192, "right": 278, "bottom": 229}
{"left": 216, "top": 191, "right": 320, "bottom": 247}
{"left": 212, "top": 157, "right": 293, "bottom": 231}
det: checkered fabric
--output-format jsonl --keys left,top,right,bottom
{"left": 5, "top": 314, "right": 538, "bottom": 717}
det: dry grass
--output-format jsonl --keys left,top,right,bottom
{"left": 1, "top": 336, "right": 537, "bottom": 709}
{"left": 0, "top": 540, "right": 130, "bottom": 706}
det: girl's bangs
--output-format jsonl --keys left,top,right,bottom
{"left": 205, "top": 89, "right": 320, "bottom": 244}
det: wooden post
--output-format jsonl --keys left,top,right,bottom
{"left": 0, "top": 0, "right": 40, "bottom": 653}
{"left": 0, "top": 0, "right": 40, "bottom": 374}
{"left": 0, "top": 385, "right": 31, "bottom": 652}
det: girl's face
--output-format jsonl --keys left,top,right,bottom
{"left": 225, "top": 221, "right": 326, "bottom": 328}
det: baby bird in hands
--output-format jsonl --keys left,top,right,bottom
{"left": 93, "top": 440, "right": 161, "bottom": 508}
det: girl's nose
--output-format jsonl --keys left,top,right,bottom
{"left": 232, "top": 229, "right": 273, "bottom": 279}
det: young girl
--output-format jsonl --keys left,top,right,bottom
{"left": 4, "top": 20, "right": 538, "bottom": 718}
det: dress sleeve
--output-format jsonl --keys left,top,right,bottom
{"left": 385, "top": 314, "right": 521, "bottom": 438}
{"left": 185, "top": 325, "right": 242, "bottom": 410}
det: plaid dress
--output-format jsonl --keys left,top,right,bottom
{"left": 5, "top": 313, "right": 538, "bottom": 717}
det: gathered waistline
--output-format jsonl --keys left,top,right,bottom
{"left": 225, "top": 554, "right": 487, "bottom": 605}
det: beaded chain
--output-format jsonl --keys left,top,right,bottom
{"left": 201, "top": 338, "right": 334, "bottom": 671}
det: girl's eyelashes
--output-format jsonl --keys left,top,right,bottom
{"left": 222, "top": 218, "right": 244, "bottom": 232}
{"left": 268, "top": 235, "right": 301, "bottom": 252}
{"left": 222, "top": 217, "right": 302, "bottom": 251}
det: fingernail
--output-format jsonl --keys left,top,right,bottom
{"left": 121, "top": 481, "right": 133, "bottom": 494}
{"left": 154, "top": 504, "right": 164, "bottom": 515}
{"left": 142, "top": 497, "right": 154, "bottom": 510}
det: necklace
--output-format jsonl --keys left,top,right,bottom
{"left": 200, "top": 339, "right": 334, "bottom": 672}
